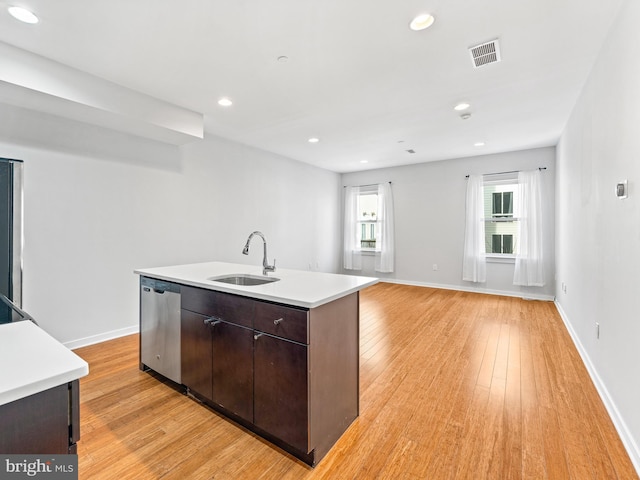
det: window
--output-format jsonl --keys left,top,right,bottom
{"left": 484, "top": 180, "right": 518, "bottom": 256}
{"left": 465, "top": 170, "right": 544, "bottom": 284}
{"left": 344, "top": 183, "right": 394, "bottom": 272}
{"left": 491, "top": 234, "right": 513, "bottom": 254}
{"left": 357, "top": 192, "right": 378, "bottom": 250}
{"left": 492, "top": 191, "right": 513, "bottom": 217}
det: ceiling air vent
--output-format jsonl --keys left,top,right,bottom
{"left": 469, "top": 39, "right": 501, "bottom": 68}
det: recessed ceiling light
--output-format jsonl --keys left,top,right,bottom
{"left": 474, "top": 142, "right": 486, "bottom": 147}
{"left": 218, "top": 98, "right": 233, "bottom": 107}
{"left": 308, "top": 137, "right": 320, "bottom": 143}
{"left": 277, "top": 56, "right": 289, "bottom": 63}
{"left": 360, "top": 160, "right": 369, "bottom": 164}
{"left": 8, "top": 6, "right": 38, "bottom": 24}
{"left": 454, "top": 102, "right": 471, "bottom": 111}
{"left": 409, "top": 13, "right": 435, "bottom": 31}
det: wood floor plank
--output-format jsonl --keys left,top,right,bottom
{"left": 519, "top": 308, "right": 547, "bottom": 479}
{"left": 72, "top": 283, "right": 639, "bottom": 480}
{"left": 503, "top": 317, "right": 523, "bottom": 479}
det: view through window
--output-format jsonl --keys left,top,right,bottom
{"left": 358, "top": 192, "right": 378, "bottom": 250}
{"left": 484, "top": 181, "right": 518, "bottom": 255}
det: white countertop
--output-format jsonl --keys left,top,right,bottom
{"left": 135, "top": 261, "right": 378, "bottom": 308}
{"left": 0, "top": 321, "right": 89, "bottom": 406}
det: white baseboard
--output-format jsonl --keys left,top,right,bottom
{"left": 64, "top": 325, "right": 139, "bottom": 350}
{"left": 554, "top": 301, "right": 640, "bottom": 476}
{"left": 381, "top": 278, "right": 555, "bottom": 301}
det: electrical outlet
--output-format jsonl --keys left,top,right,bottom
{"left": 432, "top": 264, "right": 438, "bottom": 271}
{"left": 596, "top": 322, "right": 600, "bottom": 339}
{"left": 562, "top": 282, "right": 567, "bottom": 294}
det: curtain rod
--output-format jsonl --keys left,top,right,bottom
{"left": 343, "top": 181, "right": 392, "bottom": 188}
{"left": 465, "top": 167, "right": 546, "bottom": 178}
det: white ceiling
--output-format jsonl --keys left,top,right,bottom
{"left": 0, "top": 0, "right": 626, "bottom": 172}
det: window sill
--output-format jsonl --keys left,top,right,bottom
{"left": 487, "top": 254, "right": 516, "bottom": 264}
{"left": 353, "top": 249, "right": 378, "bottom": 256}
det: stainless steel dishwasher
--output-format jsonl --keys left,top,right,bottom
{"left": 140, "top": 276, "right": 181, "bottom": 383}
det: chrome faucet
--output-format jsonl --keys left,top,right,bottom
{"left": 242, "top": 231, "right": 276, "bottom": 275}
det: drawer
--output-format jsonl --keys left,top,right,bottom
{"left": 254, "top": 302, "right": 308, "bottom": 344}
{"left": 181, "top": 286, "right": 254, "bottom": 328}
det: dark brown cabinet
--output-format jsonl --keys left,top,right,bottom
{"left": 0, "top": 381, "right": 80, "bottom": 454}
{"left": 254, "top": 332, "right": 308, "bottom": 451}
{"left": 180, "top": 309, "right": 213, "bottom": 400}
{"left": 211, "top": 320, "right": 253, "bottom": 422}
{"left": 180, "top": 284, "right": 359, "bottom": 466}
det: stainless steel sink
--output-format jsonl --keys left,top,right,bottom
{"left": 207, "top": 274, "right": 280, "bottom": 286}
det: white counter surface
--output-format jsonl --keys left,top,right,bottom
{"left": 0, "top": 321, "right": 89, "bottom": 407}
{"left": 135, "top": 261, "right": 378, "bottom": 308}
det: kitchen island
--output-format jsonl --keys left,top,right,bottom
{"left": 0, "top": 320, "right": 89, "bottom": 454}
{"left": 135, "top": 261, "right": 377, "bottom": 466}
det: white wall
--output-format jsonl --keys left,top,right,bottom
{"left": 555, "top": 0, "right": 640, "bottom": 470}
{"left": 0, "top": 104, "right": 341, "bottom": 347}
{"left": 341, "top": 147, "right": 556, "bottom": 299}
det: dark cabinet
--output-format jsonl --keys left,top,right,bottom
{"left": 182, "top": 287, "right": 254, "bottom": 329}
{"left": 180, "top": 309, "right": 212, "bottom": 400}
{"left": 0, "top": 381, "right": 80, "bottom": 454}
{"left": 180, "top": 284, "right": 359, "bottom": 466}
{"left": 254, "top": 332, "right": 308, "bottom": 451}
{"left": 254, "top": 302, "right": 308, "bottom": 343}
{"left": 182, "top": 286, "right": 255, "bottom": 419}
{"left": 211, "top": 320, "right": 253, "bottom": 422}
{"left": 180, "top": 310, "right": 254, "bottom": 424}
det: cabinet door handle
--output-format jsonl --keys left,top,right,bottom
{"left": 254, "top": 333, "right": 264, "bottom": 340}
{"left": 273, "top": 318, "right": 284, "bottom": 326}
{"left": 204, "top": 317, "right": 223, "bottom": 326}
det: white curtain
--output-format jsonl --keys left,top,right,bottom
{"left": 462, "top": 174, "right": 486, "bottom": 282}
{"left": 513, "top": 170, "right": 545, "bottom": 286}
{"left": 343, "top": 186, "right": 362, "bottom": 270}
{"left": 375, "top": 182, "right": 394, "bottom": 273}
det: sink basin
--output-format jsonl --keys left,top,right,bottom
{"left": 208, "top": 274, "right": 280, "bottom": 286}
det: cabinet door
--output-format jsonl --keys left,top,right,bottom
{"left": 181, "top": 309, "right": 213, "bottom": 400}
{"left": 254, "top": 333, "right": 309, "bottom": 452}
{"left": 0, "top": 383, "right": 70, "bottom": 454}
{"left": 211, "top": 320, "right": 253, "bottom": 422}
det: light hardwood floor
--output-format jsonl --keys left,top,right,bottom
{"left": 74, "top": 283, "right": 638, "bottom": 479}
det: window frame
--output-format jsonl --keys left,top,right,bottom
{"left": 483, "top": 176, "right": 519, "bottom": 262}
{"left": 492, "top": 191, "right": 513, "bottom": 218}
{"left": 356, "top": 187, "right": 379, "bottom": 253}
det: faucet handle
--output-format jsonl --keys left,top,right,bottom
{"left": 264, "top": 259, "right": 276, "bottom": 274}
